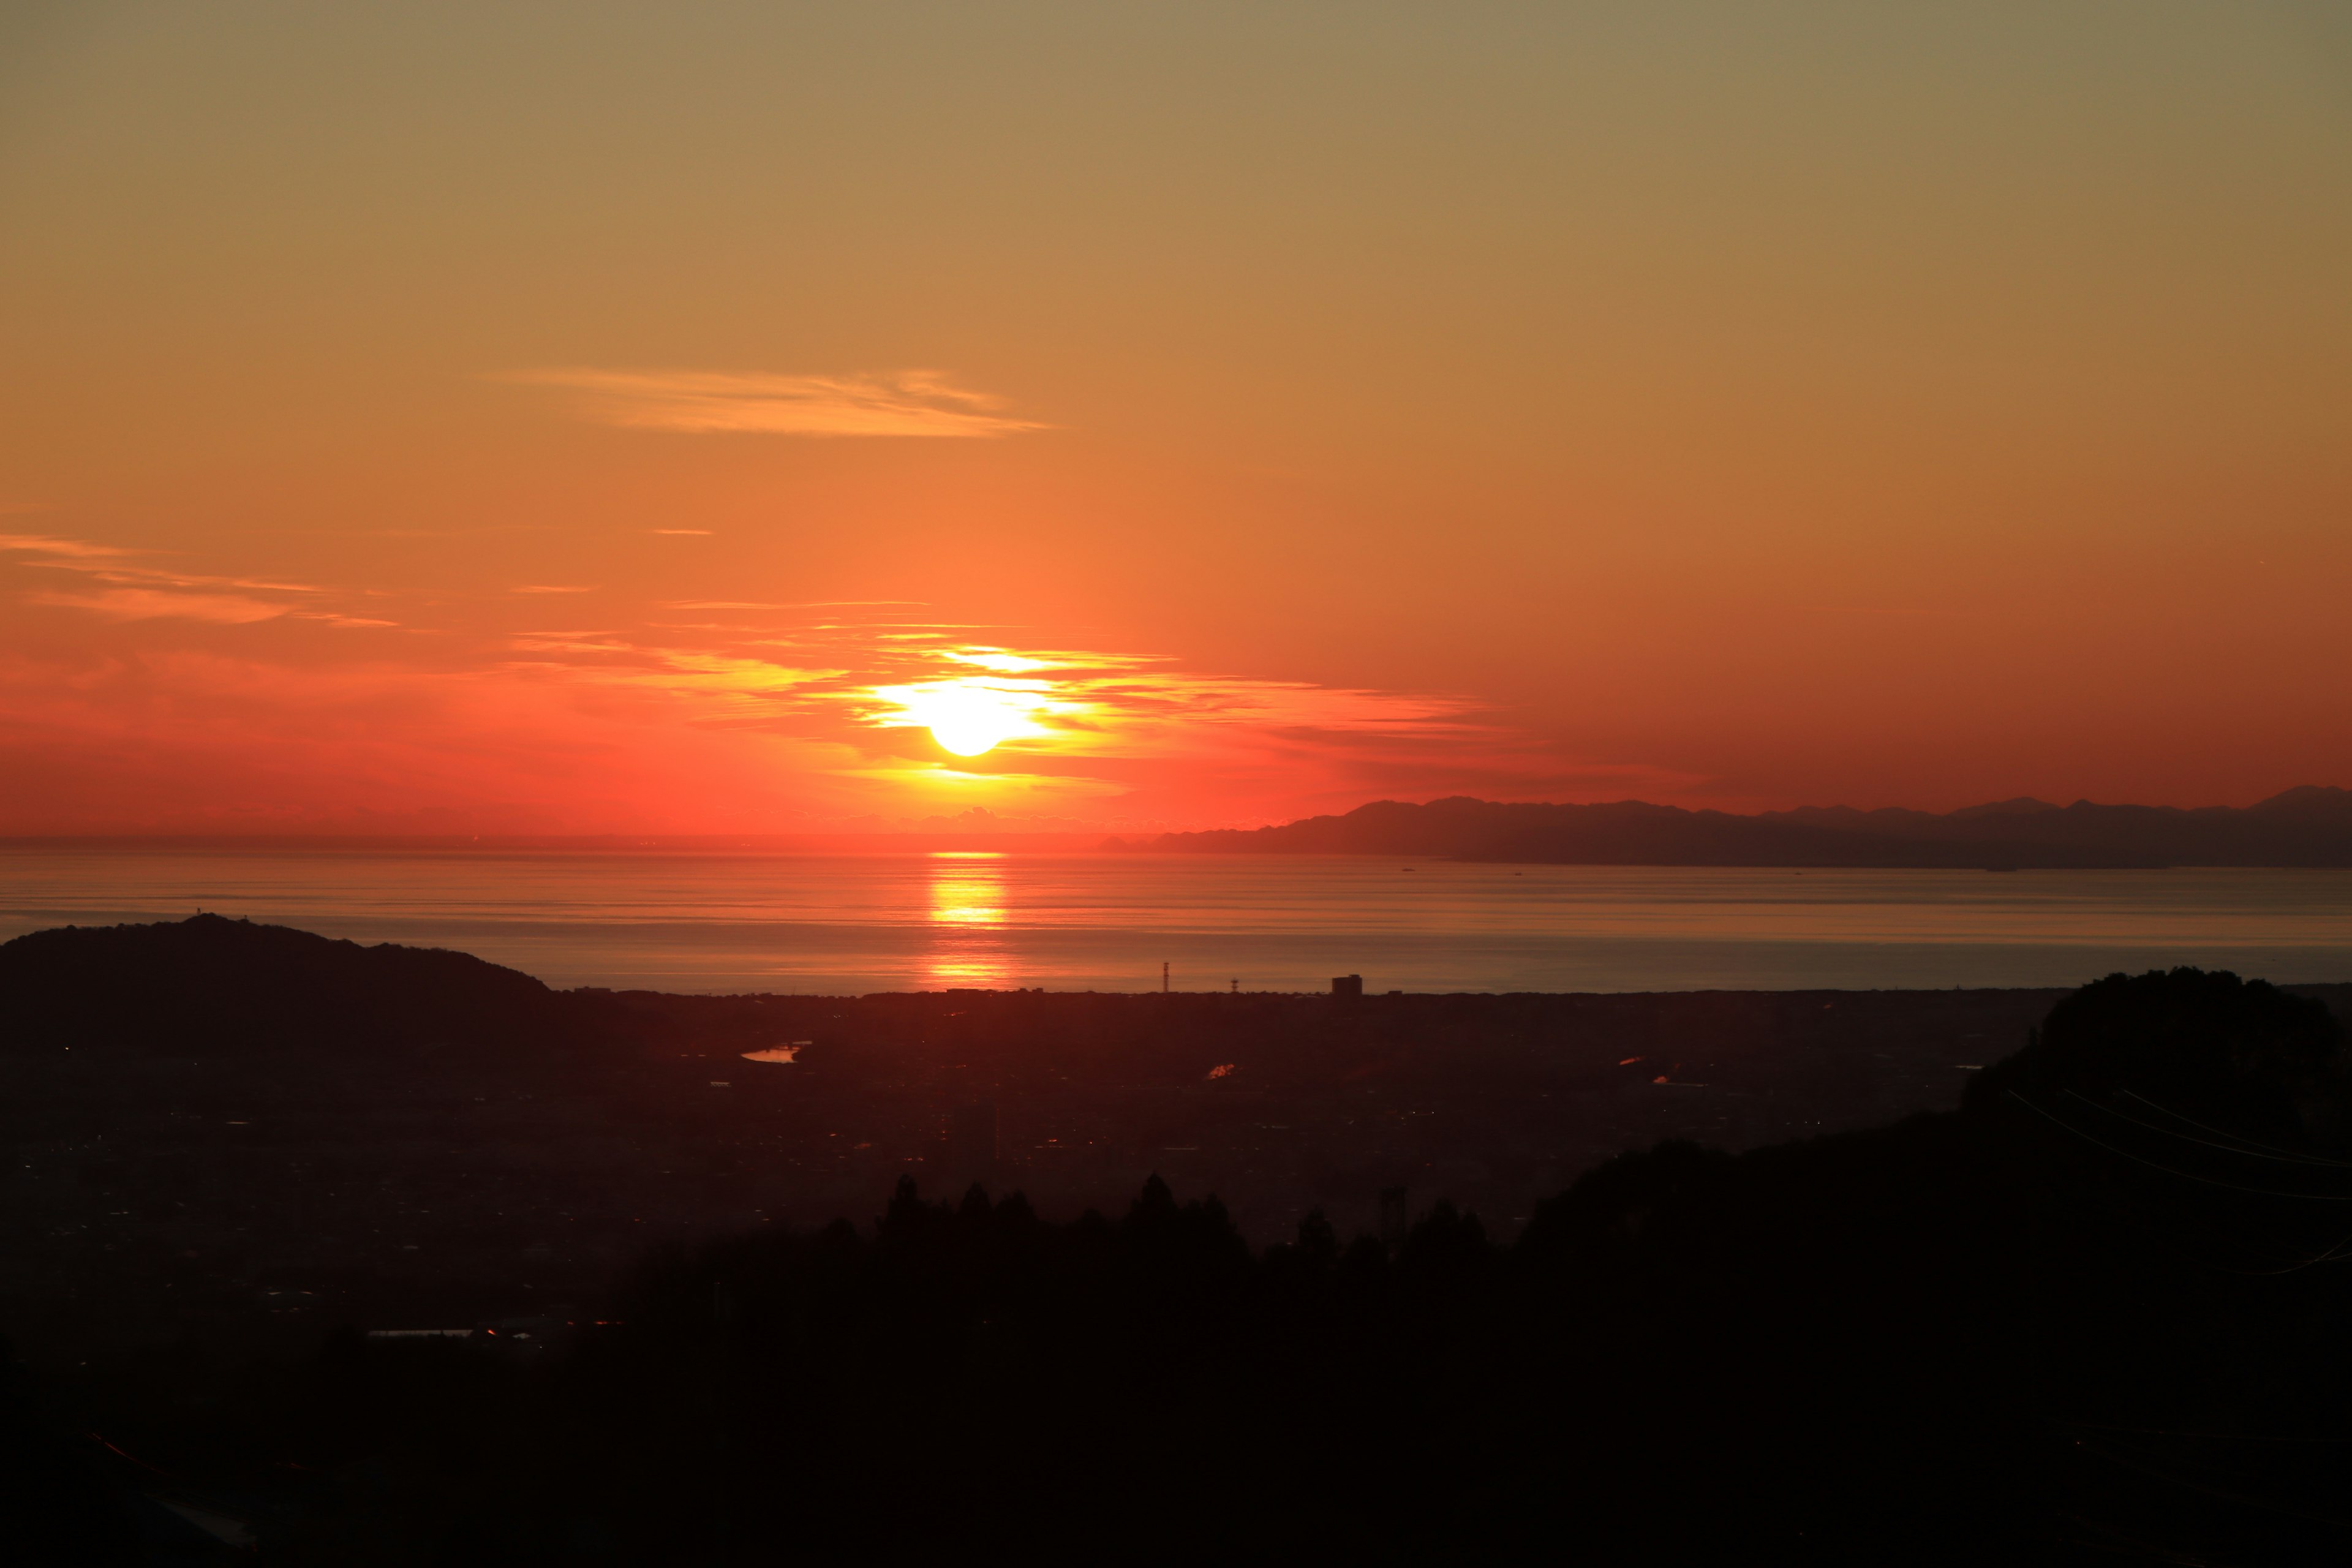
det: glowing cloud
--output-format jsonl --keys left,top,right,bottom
{"left": 28, "top": 588, "right": 290, "bottom": 624}
{"left": 0, "top": 522, "right": 1585, "bottom": 832}
{"left": 508, "top": 368, "right": 1049, "bottom": 438}
{"left": 0, "top": 534, "right": 132, "bottom": 559}
{"left": 6, "top": 533, "right": 401, "bottom": 631}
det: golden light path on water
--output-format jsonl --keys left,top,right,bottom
{"left": 926, "top": 851, "right": 1011, "bottom": 987}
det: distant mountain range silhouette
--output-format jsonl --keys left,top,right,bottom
{"left": 1137, "top": 786, "right": 2352, "bottom": 868}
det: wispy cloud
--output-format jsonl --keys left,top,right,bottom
{"left": 293, "top": 611, "right": 401, "bottom": 628}
{"left": 649, "top": 528, "right": 712, "bottom": 536}
{"left": 78, "top": 569, "right": 320, "bottom": 595}
{"left": 7, "top": 533, "right": 394, "bottom": 628}
{"left": 30, "top": 588, "right": 291, "bottom": 624}
{"left": 659, "top": 599, "right": 927, "bottom": 612}
{"left": 512, "top": 584, "right": 597, "bottom": 595}
{"left": 0, "top": 533, "right": 132, "bottom": 559}
{"left": 507, "top": 369, "right": 1049, "bottom": 438}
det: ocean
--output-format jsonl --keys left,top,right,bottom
{"left": 4, "top": 846, "right": 2349, "bottom": 995}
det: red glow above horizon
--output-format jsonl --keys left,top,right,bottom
{"left": 1, "top": 8, "right": 2348, "bottom": 832}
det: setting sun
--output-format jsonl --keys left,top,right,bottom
{"left": 928, "top": 696, "right": 1020, "bottom": 756}
{"left": 876, "top": 677, "right": 1055, "bottom": 758}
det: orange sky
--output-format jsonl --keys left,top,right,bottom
{"left": 3, "top": 3, "right": 2349, "bottom": 834}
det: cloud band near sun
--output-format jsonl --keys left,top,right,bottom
{"left": 2, "top": 530, "right": 1668, "bottom": 832}
{"left": 506, "top": 368, "right": 1049, "bottom": 438}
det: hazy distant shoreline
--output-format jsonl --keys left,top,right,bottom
{"left": 1134, "top": 787, "right": 2352, "bottom": 870}
{"left": 12, "top": 784, "right": 2352, "bottom": 870}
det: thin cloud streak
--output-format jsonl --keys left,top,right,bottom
{"left": 30, "top": 588, "right": 292, "bottom": 624}
{"left": 0, "top": 533, "right": 132, "bottom": 559}
{"left": 6, "top": 533, "right": 396, "bottom": 629}
{"left": 660, "top": 600, "right": 926, "bottom": 612}
{"left": 5, "top": 534, "right": 324, "bottom": 596}
{"left": 508, "top": 369, "right": 1049, "bottom": 438}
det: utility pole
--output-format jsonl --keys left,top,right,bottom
{"left": 1162, "top": 961, "right": 1169, "bottom": 993}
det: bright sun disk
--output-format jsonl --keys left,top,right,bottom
{"left": 865, "top": 673, "right": 1060, "bottom": 758}
{"left": 916, "top": 686, "right": 1028, "bottom": 756}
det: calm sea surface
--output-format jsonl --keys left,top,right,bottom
{"left": 2, "top": 848, "right": 2349, "bottom": 995}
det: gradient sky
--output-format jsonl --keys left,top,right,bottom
{"left": 3, "top": 2, "right": 2348, "bottom": 833}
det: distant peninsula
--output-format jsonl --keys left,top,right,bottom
{"left": 1126, "top": 786, "right": 2352, "bottom": 869}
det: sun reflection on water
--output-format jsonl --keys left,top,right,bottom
{"left": 929, "top": 853, "right": 1006, "bottom": 926}
{"left": 927, "top": 852, "right": 1011, "bottom": 987}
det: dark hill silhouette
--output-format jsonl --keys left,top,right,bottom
{"left": 10, "top": 921, "right": 2351, "bottom": 1558}
{"left": 57, "top": 967, "right": 2338, "bottom": 1564}
{"left": 1140, "top": 786, "right": 2352, "bottom": 867}
{"left": 1969, "top": 967, "right": 2348, "bottom": 1148}
{"left": 0, "top": 913, "right": 568, "bottom": 1059}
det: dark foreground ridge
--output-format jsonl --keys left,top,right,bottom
{"left": 0, "top": 912, "right": 565, "bottom": 1060}
{"left": 2, "top": 919, "right": 2350, "bottom": 1561}
{"left": 1136, "top": 784, "right": 2352, "bottom": 867}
